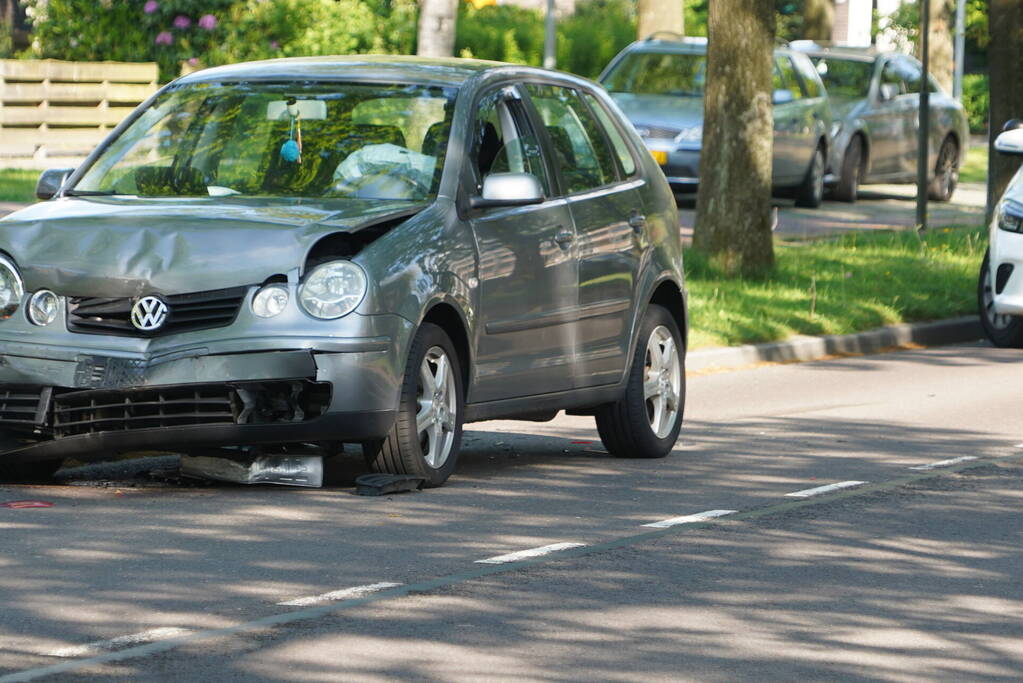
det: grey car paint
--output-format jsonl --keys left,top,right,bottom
{"left": 795, "top": 47, "right": 969, "bottom": 189}
{"left": 0, "top": 56, "right": 685, "bottom": 466}
{"left": 598, "top": 38, "right": 832, "bottom": 192}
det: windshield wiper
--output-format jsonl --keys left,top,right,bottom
{"left": 65, "top": 189, "right": 119, "bottom": 197}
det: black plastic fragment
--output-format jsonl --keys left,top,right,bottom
{"left": 355, "top": 473, "right": 426, "bottom": 496}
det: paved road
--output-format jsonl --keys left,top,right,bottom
{"left": 1, "top": 341, "right": 1021, "bottom": 681}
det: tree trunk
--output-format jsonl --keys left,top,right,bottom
{"left": 928, "top": 0, "right": 954, "bottom": 93}
{"left": 987, "top": 0, "right": 1023, "bottom": 218}
{"left": 693, "top": 0, "right": 775, "bottom": 277}
{"left": 417, "top": 0, "right": 459, "bottom": 58}
{"left": 637, "top": 0, "right": 684, "bottom": 41}
{"left": 803, "top": 0, "right": 834, "bottom": 42}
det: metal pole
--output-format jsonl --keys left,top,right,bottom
{"left": 916, "top": 0, "right": 931, "bottom": 234}
{"left": 953, "top": 0, "right": 966, "bottom": 100}
{"left": 543, "top": 0, "right": 556, "bottom": 70}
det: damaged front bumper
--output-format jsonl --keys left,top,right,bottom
{"left": 0, "top": 315, "right": 413, "bottom": 464}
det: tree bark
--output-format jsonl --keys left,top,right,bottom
{"left": 417, "top": 0, "right": 459, "bottom": 58}
{"left": 693, "top": 0, "right": 775, "bottom": 277}
{"left": 803, "top": 0, "right": 834, "bottom": 42}
{"left": 928, "top": 0, "right": 954, "bottom": 93}
{"left": 637, "top": 0, "right": 684, "bottom": 41}
{"left": 987, "top": 0, "right": 1023, "bottom": 218}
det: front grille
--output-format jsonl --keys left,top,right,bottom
{"left": 53, "top": 385, "right": 238, "bottom": 438}
{"left": 67, "top": 286, "right": 247, "bottom": 337}
{"left": 0, "top": 385, "right": 49, "bottom": 428}
{"left": 635, "top": 123, "right": 681, "bottom": 140}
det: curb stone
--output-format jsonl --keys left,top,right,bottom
{"left": 686, "top": 316, "right": 984, "bottom": 373}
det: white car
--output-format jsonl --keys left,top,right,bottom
{"left": 979, "top": 121, "right": 1023, "bottom": 346}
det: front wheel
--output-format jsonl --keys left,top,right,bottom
{"left": 595, "top": 304, "right": 685, "bottom": 459}
{"left": 363, "top": 323, "right": 464, "bottom": 487}
{"left": 928, "top": 136, "right": 960, "bottom": 202}
{"left": 832, "top": 138, "right": 862, "bottom": 203}
{"left": 794, "top": 145, "right": 826, "bottom": 208}
{"left": 0, "top": 436, "right": 62, "bottom": 483}
{"left": 978, "top": 250, "right": 1023, "bottom": 348}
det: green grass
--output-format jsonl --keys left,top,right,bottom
{"left": 960, "top": 144, "right": 987, "bottom": 184}
{"left": 686, "top": 226, "right": 986, "bottom": 350}
{"left": 0, "top": 169, "right": 39, "bottom": 203}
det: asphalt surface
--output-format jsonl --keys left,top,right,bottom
{"left": 1, "top": 341, "right": 1021, "bottom": 681}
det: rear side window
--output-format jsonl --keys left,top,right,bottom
{"left": 582, "top": 93, "right": 637, "bottom": 177}
{"left": 774, "top": 56, "right": 805, "bottom": 99}
{"left": 527, "top": 84, "right": 618, "bottom": 194}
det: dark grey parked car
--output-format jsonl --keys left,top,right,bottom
{"left": 599, "top": 35, "right": 833, "bottom": 207}
{"left": 0, "top": 56, "right": 687, "bottom": 487}
{"left": 792, "top": 43, "right": 969, "bottom": 203}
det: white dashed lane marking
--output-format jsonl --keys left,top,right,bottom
{"left": 909, "top": 456, "right": 978, "bottom": 470}
{"left": 277, "top": 582, "right": 402, "bottom": 607}
{"left": 475, "top": 543, "right": 585, "bottom": 565}
{"left": 785, "top": 481, "right": 866, "bottom": 498}
{"left": 643, "top": 509, "right": 737, "bottom": 528}
{"left": 48, "top": 628, "right": 191, "bottom": 658}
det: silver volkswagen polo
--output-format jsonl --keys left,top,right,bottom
{"left": 0, "top": 56, "right": 687, "bottom": 487}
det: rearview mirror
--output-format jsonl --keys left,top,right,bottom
{"left": 878, "top": 83, "right": 899, "bottom": 103}
{"left": 470, "top": 173, "right": 544, "bottom": 209}
{"left": 35, "top": 167, "right": 74, "bottom": 200}
{"left": 995, "top": 128, "right": 1023, "bottom": 156}
{"left": 267, "top": 99, "right": 327, "bottom": 121}
{"left": 772, "top": 89, "right": 795, "bottom": 106}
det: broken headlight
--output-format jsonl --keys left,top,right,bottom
{"left": 298, "top": 260, "right": 367, "bottom": 319}
{"left": 0, "top": 256, "right": 24, "bottom": 319}
{"left": 252, "top": 284, "right": 290, "bottom": 318}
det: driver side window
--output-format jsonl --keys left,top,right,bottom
{"left": 471, "top": 89, "right": 550, "bottom": 196}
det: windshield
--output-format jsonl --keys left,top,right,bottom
{"left": 602, "top": 51, "right": 706, "bottom": 97}
{"left": 812, "top": 57, "right": 874, "bottom": 98}
{"left": 74, "top": 81, "right": 457, "bottom": 201}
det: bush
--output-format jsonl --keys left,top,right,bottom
{"left": 557, "top": 0, "right": 636, "bottom": 79}
{"left": 962, "top": 73, "right": 989, "bottom": 134}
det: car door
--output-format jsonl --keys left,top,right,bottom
{"left": 771, "top": 56, "right": 804, "bottom": 186}
{"left": 894, "top": 56, "right": 926, "bottom": 176}
{"left": 863, "top": 57, "right": 909, "bottom": 178}
{"left": 525, "top": 83, "right": 644, "bottom": 388}
{"left": 466, "top": 85, "right": 579, "bottom": 403}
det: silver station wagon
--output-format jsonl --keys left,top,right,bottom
{"left": 0, "top": 56, "right": 687, "bottom": 487}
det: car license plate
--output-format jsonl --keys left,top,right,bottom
{"left": 650, "top": 149, "right": 668, "bottom": 165}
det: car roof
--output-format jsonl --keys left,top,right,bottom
{"left": 788, "top": 41, "right": 881, "bottom": 63}
{"left": 175, "top": 55, "right": 509, "bottom": 88}
{"left": 617, "top": 36, "right": 803, "bottom": 58}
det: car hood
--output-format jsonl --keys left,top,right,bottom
{"left": 0, "top": 197, "right": 423, "bottom": 298}
{"left": 609, "top": 93, "right": 705, "bottom": 132}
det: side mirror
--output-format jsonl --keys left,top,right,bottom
{"left": 995, "top": 128, "right": 1023, "bottom": 156}
{"left": 469, "top": 172, "right": 544, "bottom": 210}
{"left": 772, "top": 89, "right": 795, "bottom": 106}
{"left": 35, "top": 167, "right": 74, "bottom": 200}
{"left": 878, "top": 83, "right": 899, "bottom": 103}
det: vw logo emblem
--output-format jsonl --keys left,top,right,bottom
{"left": 131, "top": 296, "right": 169, "bottom": 331}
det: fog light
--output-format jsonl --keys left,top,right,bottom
{"left": 28, "top": 289, "right": 58, "bottom": 326}
{"left": 252, "top": 284, "right": 289, "bottom": 318}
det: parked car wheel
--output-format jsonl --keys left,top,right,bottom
{"left": 363, "top": 323, "right": 463, "bottom": 487}
{"left": 794, "top": 144, "right": 826, "bottom": 208}
{"left": 978, "top": 250, "right": 1023, "bottom": 348}
{"left": 928, "top": 136, "right": 960, "bottom": 202}
{"left": 595, "top": 304, "right": 684, "bottom": 459}
{"left": 0, "top": 436, "right": 62, "bottom": 482}
{"left": 833, "top": 137, "right": 863, "bottom": 203}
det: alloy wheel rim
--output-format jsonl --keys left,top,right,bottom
{"left": 982, "top": 271, "right": 1012, "bottom": 331}
{"left": 416, "top": 346, "right": 457, "bottom": 468}
{"left": 643, "top": 325, "right": 682, "bottom": 439}
{"left": 812, "top": 150, "right": 825, "bottom": 203}
{"left": 938, "top": 142, "right": 959, "bottom": 196}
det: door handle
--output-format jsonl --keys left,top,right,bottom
{"left": 554, "top": 227, "right": 575, "bottom": 247}
{"left": 628, "top": 212, "right": 647, "bottom": 233}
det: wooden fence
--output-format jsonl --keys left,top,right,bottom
{"left": 0, "top": 59, "right": 158, "bottom": 169}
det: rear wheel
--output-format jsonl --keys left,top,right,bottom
{"left": 832, "top": 138, "right": 863, "bottom": 203}
{"left": 978, "top": 250, "right": 1023, "bottom": 348}
{"left": 595, "top": 304, "right": 684, "bottom": 459}
{"left": 363, "top": 323, "right": 463, "bottom": 487}
{"left": 795, "top": 144, "right": 826, "bottom": 208}
{"left": 928, "top": 136, "right": 960, "bottom": 202}
{"left": 0, "top": 436, "right": 62, "bottom": 483}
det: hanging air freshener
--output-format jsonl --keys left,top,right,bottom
{"left": 280, "top": 99, "right": 303, "bottom": 164}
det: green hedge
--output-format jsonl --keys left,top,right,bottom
{"left": 962, "top": 73, "right": 989, "bottom": 134}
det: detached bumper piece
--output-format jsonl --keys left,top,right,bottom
{"left": 0, "top": 380, "right": 333, "bottom": 462}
